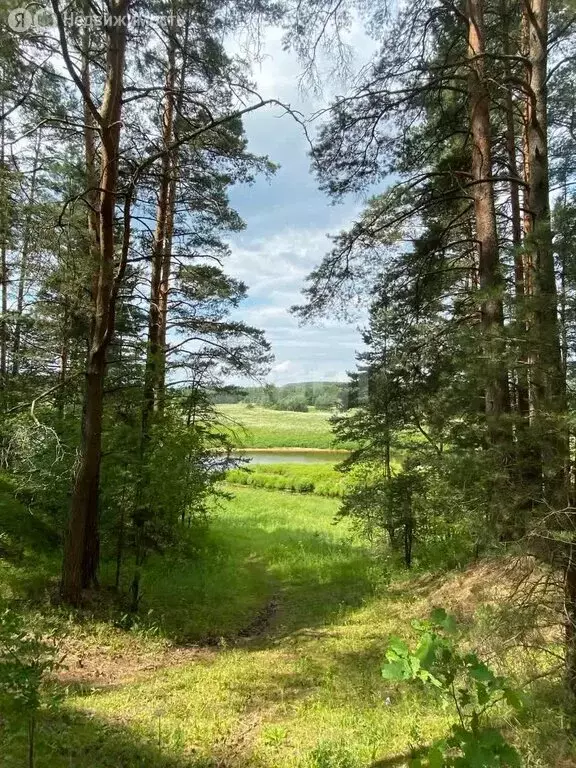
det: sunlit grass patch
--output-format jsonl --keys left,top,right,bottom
{"left": 216, "top": 404, "right": 354, "bottom": 449}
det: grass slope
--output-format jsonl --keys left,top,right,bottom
{"left": 217, "top": 404, "right": 353, "bottom": 449}
{"left": 1, "top": 486, "right": 572, "bottom": 767}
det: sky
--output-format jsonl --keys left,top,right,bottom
{"left": 224, "top": 24, "right": 375, "bottom": 386}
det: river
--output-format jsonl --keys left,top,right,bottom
{"left": 231, "top": 450, "right": 347, "bottom": 465}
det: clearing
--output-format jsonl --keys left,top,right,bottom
{"left": 1, "top": 484, "right": 570, "bottom": 767}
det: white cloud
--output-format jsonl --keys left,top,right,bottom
{"left": 271, "top": 360, "right": 293, "bottom": 374}
{"left": 222, "top": 22, "right": 378, "bottom": 386}
{"left": 226, "top": 226, "right": 366, "bottom": 385}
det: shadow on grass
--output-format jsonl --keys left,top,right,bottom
{"left": 369, "top": 748, "right": 428, "bottom": 767}
{"left": 3, "top": 486, "right": 376, "bottom": 648}
{"left": 248, "top": 528, "right": 376, "bottom": 638}
{"left": 1, "top": 491, "right": 386, "bottom": 766}
{"left": 1, "top": 706, "right": 252, "bottom": 768}
{"left": 130, "top": 516, "right": 378, "bottom": 645}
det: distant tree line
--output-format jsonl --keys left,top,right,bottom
{"left": 211, "top": 381, "right": 350, "bottom": 411}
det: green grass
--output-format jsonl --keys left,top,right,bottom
{"left": 216, "top": 404, "right": 354, "bottom": 449}
{"left": 120, "top": 487, "right": 370, "bottom": 640}
{"left": 226, "top": 461, "right": 348, "bottom": 497}
{"left": 1, "top": 486, "right": 574, "bottom": 767}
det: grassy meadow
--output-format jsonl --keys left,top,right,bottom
{"left": 226, "top": 461, "right": 348, "bottom": 497}
{"left": 216, "top": 404, "right": 354, "bottom": 449}
{"left": 0, "top": 485, "right": 571, "bottom": 767}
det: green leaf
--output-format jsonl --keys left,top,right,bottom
{"left": 504, "top": 689, "right": 524, "bottom": 711}
{"left": 476, "top": 682, "right": 490, "bottom": 706}
{"left": 476, "top": 727, "right": 506, "bottom": 749}
{"left": 409, "top": 656, "right": 421, "bottom": 676}
{"left": 430, "top": 607, "right": 448, "bottom": 625}
{"left": 426, "top": 745, "right": 444, "bottom": 768}
{"left": 387, "top": 636, "right": 410, "bottom": 658}
{"left": 458, "top": 689, "right": 472, "bottom": 708}
{"left": 430, "top": 608, "right": 457, "bottom": 634}
{"left": 498, "top": 744, "right": 522, "bottom": 767}
{"left": 381, "top": 660, "right": 411, "bottom": 681}
{"left": 419, "top": 669, "right": 444, "bottom": 688}
{"left": 469, "top": 662, "right": 494, "bottom": 684}
{"left": 415, "top": 633, "right": 437, "bottom": 667}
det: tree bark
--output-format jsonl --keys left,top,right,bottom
{"left": 61, "top": 0, "right": 129, "bottom": 604}
{"left": 157, "top": 7, "right": 194, "bottom": 409}
{"left": 142, "top": 25, "right": 177, "bottom": 439}
{"left": 565, "top": 549, "right": 576, "bottom": 698}
{"left": 466, "top": 0, "right": 510, "bottom": 444}
{"left": 0, "top": 91, "right": 8, "bottom": 384}
{"left": 157, "top": 171, "right": 176, "bottom": 409}
{"left": 522, "top": 0, "right": 568, "bottom": 504}
{"left": 501, "top": 0, "right": 529, "bottom": 417}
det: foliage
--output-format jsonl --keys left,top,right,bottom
{"left": 340, "top": 447, "right": 497, "bottom": 569}
{"left": 0, "top": 0, "right": 277, "bottom": 607}
{"left": 381, "top": 609, "right": 523, "bottom": 767}
{"left": 0, "top": 608, "right": 64, "bottom": 766}
{"left": 0, "top": 0, "right": 575, "bottom": 765}
{"left": 212, "top": 382, "right": 350, "bottom": 411}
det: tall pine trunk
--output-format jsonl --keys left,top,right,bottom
{"left": 502, "top": 0, "right": 528, "bottom": 414}
{"left": 61, "top": 0, "right": 129, "bottom": 604}
{"left": 521, "top": 0, "right": 574, "bottom": 696}
{"left": 156, "top": 8, "right": 191, "bottom": 407}
{"left": 156, "top": 173, "right": 176, "bottom": 410}
{"left": 0, "top": 92, "right": 8, "bottom": 384}
{"left": 467, "top": 0, "right": 510, "bottom": 446}
{"left": 142, "top": 27, "right": 176, "bottom": 441}
{"left": 523, "top": 0, "right": 567, "bottom": 501}
{"left": 499, "top": 0, "right": 534, "bottom": 536}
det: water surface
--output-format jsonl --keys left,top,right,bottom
{"left": 232, "top": 450, "right": 346, "bottom": 465}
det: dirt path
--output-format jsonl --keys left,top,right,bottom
{"left": 57, "top": 593, "right": 282, "bottom": 689}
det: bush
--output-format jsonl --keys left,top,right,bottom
{"left": 272, "top": 400, "right": 309, "bottom": 413}
{"left": 0, "top": 609, "right": 65, "bottom": 767}
{"left": 381, "top": 609, "right": 523, "bottom": 767}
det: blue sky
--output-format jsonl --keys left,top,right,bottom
{"left": 224, "top": 25, "right": 374, "bottom": 386}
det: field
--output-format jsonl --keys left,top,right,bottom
{"left": 216, "top": 404, "right": 353, "bottom": 449}
{"left": 1, "top": 485, "right": 570, "bottom": 767}
{"left": 226, "top": 461, "right": 348, "bottom": 497}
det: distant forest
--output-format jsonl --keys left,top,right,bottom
{"left": 211, "top": 382, "right": 350, "bottom": 411}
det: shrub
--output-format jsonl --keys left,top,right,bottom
{"left": 0, "top": 609, "right": 65, "bottom": 767}
{"left": 381, "top": 609, "right": 523, "bottom": 767}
